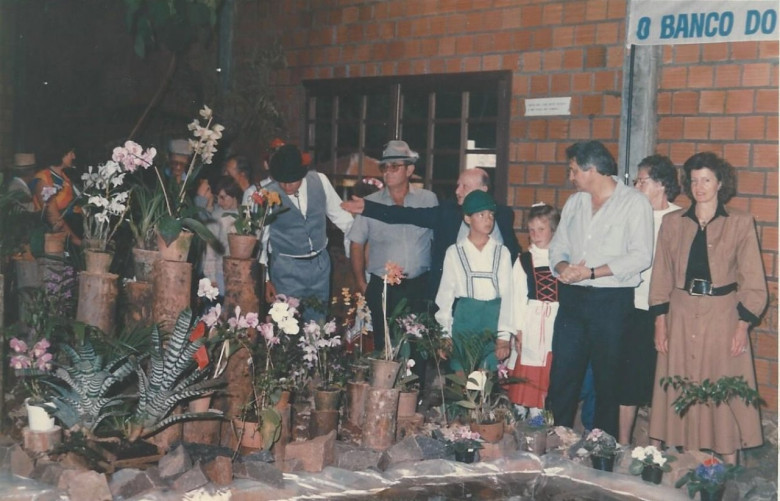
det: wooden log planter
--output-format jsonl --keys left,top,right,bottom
{"left": 152, "top": 260, "right": 191, "bottom": 333}
{"left": 361, "top": 387, "right": 400, "bottom": 451}
{"left": 122, "top": 280, "right": 154, "bottom": 330}
{"left": 76, "top": 271, "right": 119, "bottom": 335}
{"left": 346, "top": 381, "right": 369, "bottom": 427}
{"left": 223, "top": 256, "right": 260, "bottom": 316}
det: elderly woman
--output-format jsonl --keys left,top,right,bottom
{"left": 617, "top": 155, "right": 681, "bottom": 445}
{"left": 649, "top": 152, "right": 767, "bottom": 464}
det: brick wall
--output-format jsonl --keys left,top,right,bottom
{"left": 234, "top": 0, "right": 779, "bottom": 414}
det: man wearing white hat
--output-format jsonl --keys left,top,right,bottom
{"left": 347, "top": 140, "right": 438, "bottom": 351}
{"left": 167, "top": 139, "right": 192, "bottom": 183}
{"left": 8, "top": 153, "right": 37, "bottom": 211}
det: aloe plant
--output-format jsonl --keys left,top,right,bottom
{"left": 127, "top": 309, "right": 223, "bottom": 441}
{"left": 43, "top": 341, "right": 136, "bottom": 433}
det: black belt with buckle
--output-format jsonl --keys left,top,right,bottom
{"left": 682, "top": 279, "right": 737, "bottom": 296}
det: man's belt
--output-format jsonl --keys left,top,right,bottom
{"left": 681, "top": 279, "right": 737, "bottom": 297}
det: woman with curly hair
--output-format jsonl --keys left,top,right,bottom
{"left": 648, "top": 152, "right": 767, "bottom": 464}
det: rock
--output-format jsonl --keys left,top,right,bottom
{"left": 143, "top": 466, "right": 168, "bottom": 488}
{"left": 10, "top": 444, "right": 34, "bottom": 478}
{"left": 0, "top": 443, "right": 15, "bottom": 468}
{"left": 480, "top": 431, "right": 518, "bottom": 462}
{"left": 414, "top": 435, "right": 449, "bottom": 460}
{"left": 172, "top": 462, "right": 209, "bottom": 491}
{"left": 378, "top": 436, "right": 423, "bottom": 471}
{"left": 22, "top": 426, "right": 62, "bottom": 453}
{"left": 59, "top": 451, "right": 90, "bottom": 470}
{"left": 233, "top": 459, "right": 284, "bottom": 488}
{"left": 203, "top": 455, "right": 233, "bottom": 486}
{"left": 285, "top": 430, "right": 336, "bottom": 473}
{"left": 35, "top": 462, "right": 66, "bottom": 485}
{"left": 335, "top": 441, "right": 382, "bottom": 470}
{"left": 242, "top": 449, "right": 274, "bottom": 463}
{"left": 279, "top": 457, "right": 303, "bottom": 473}
{"left": 109, "top": 468, "right": 155, "bottom": 499}
{"left": 158, "top": 444, "right": 192, "bottom": 479}
{"left": 64, "top": 470, "right": 112, "bottom": 501}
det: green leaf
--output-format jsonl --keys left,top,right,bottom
{"left": 134, "top": 31, "right": 146, "bottom": 58}
{"left": 455, "top": 399, "right": 476, "bottom": 409}
{"left": 157, "top": 215, "right": 183, "bottom": 245}
{"left": 180, "top": 217, "right": 221, "bottom": 252}
{"left": 628, "top": 461, "right": 645, "bottom": 475}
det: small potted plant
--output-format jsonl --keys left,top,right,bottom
{"left": 628, "top": 445, "right": 676, "bottom": 484}
{"left": 581, "top": 428, "right": 619, "bottom": 471}
{"left": 519, "top": 410, "right": 554, "bottom": 456}
{"left": 9, "top": 337, "right": 55, "bottom": 431}
{"left": 396, "top": 359, "right": 420, "bottom": 417}
{"left": 438, "top": 425, "right": 483, "bottom": 463}
{"left": 223, "top": 188, "right": 285, "bottom": 259}
{"left": 675, "top": 456, "right": 742, "bottom": 500}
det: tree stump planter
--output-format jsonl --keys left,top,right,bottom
{"left": 84, "top": 250, "right": 113, "bottom": 274}
{"left": 76, "top": 271, "right": 119, "bottom": 335}
{"left": 310, "top": 409, "right": 339, "bottom": 438}
{"left": 370, "top": 359, "right": 401, "bottom": 389}
{"left": 361, "top": 387, "right": 399, "bottom": 450}
{"left": 123, "top": 280, "right": 154, "bottom": 330}
{"left": 314, "top": 388, "right": 341, "bottom": 411}
{"left": 131, "top": 247, "right": 158, "bottom": 281}
{"left": 152, "top": 260, "right": 191, "bottom": 332}
{"left": 223, "top": 256, "right": 260, "bottom": 315}
{"left": 397, "top": 390, "right": 419, "bottom": 418}
{"left": 346, "top": 381, "right": 369, "bottom": 427}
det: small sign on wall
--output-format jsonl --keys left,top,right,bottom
{"left": 524, "top": 97, "right": 571, "bottom": 116}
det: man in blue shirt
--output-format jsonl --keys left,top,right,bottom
{"left": 547, "top": 140, "right": 653, "bottom": 437}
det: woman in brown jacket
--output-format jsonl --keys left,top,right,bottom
{"left": 648, "top": 152, "right": 767, "bottom": 464}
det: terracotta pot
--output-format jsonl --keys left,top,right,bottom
{"left": 470, "top": 421, "right": 504, "bottom": 443}
{"left": 157, "top": 230, "right": 193, "bottom": 262}
{"left": 352, "top": 364, "right": 369, "bottom": 383}
{"left": 25, "top": 398, "right": 55, "bottom": 431}
{"left": 233, "top": 418, "right": 263, "bottom": 449}
{"left": 641, "top": 464, "right": 663, "bottom": 484}
{"left": 591, "top": 454, "right": 616, "bottom": 472}
{"left": 43, "top": 232, "right": 67, "bottom": 256}
{"left": 314, "top": 388, "right": 341, "bottom": 411}
{"left": 132, "top": 247, "right": 158, "bottom": 282}
{"left": 397, "top": 390, "right": 418, "bottom": 417}
{"left": 370, "top": 359, "right": 401, "bottom": 389}
{"left": 84, "top": 250, "right": 113, "bottom": 274}
{"left": 275, "top": 390, "right": 291, "bottom": 409}
{"left": 227, "top": 233, "right": 258, "bottom": 260}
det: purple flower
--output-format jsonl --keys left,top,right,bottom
{"left": 10, "top": 355, "right": 31, "bottom": 370}
{"left": 32, "top": 339, "right": 50, "bottom": 358}
{"left": 10, "top": 338, "right": 27, "bottom": 354}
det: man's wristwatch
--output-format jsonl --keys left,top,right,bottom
{"left": 590, "top": 267, "right": 595, "bottom": 280}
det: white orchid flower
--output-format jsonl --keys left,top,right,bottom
{"left": 465, "top": 370, "right": 487, "bottom": 393}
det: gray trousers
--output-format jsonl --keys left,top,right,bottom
{"left": 269, "top": 251, "right": 330, "bottom": 322}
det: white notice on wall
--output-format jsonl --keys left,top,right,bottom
{"left": 524, "top": 97, "right": 571, "bottom": 116}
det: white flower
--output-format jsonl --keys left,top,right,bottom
{"left": 196, "top": 278, "right": 219, "bottom": 301}
{"left": 280, "top": 318, "right": 299, "bottom": 335}
{"left": 465, "top": 370, "right": 487, "bottom": 393}
{"left": 199, "top": 105, "right": 213, "bottom": 119}
{"left": 405, "top": 358, "right": 416, "bottom": 377}
{"left": 631, "top": 446, "right": 647, "bottom": 460}
{"left": 270, "top": 302, "right": 291, "bottom": 323}
{"left": 202, "top": 304, "right": 222, "bottom": 327}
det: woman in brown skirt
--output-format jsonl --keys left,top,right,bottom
{"left": 648, "top": 152, "right": 767, "bottom": 464}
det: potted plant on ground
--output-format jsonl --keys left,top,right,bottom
{"left": 436, "top": 425, "right": 484, "bottom": 463}
{"left": 628, "top": 445, "right": 676, "bottom": 484}
{"left": 675, "top": 456, "right": 742, "bottom": 500}
{"left": 518, "top": 410, "right": 554, "bottom": 456}
{"left": 396, "top": 359, "right": 420, "bottom": 418}
{"left": 580, "top": 428, "right": 620, "bottom": 471}
{"left": 9, "top": 337, "right": 55, "bottom": 431}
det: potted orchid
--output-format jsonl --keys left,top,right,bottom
{"left": 223, "top": 188, "right": 286, "bottom": 259}
{"left": 437, "top": 425, "right": 483, "bottom": 463}
{"left": 581, "top": 428, "right": 620, "bottom": 471}
{"left": 9, "top": 337, "right": 55, "bottom": 431}
{"left": 629, "top": 445, "right": 676, "bottom": 484}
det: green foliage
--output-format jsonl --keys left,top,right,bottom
{"left": 660, "top": 375, "right": 765, "bottom": 417}
{"left": 127, "top": 182, "right": 164, "bottom": 249}
{"left": 675, "top": 459, "right": 742, "bottom": 498}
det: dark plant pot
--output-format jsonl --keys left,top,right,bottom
{"left": 454, "top": 448, "right": 476, "bottom": 463}
{"left": 641, "top": 464, "right": 663, "bottom": 484}
{"left": 699, "top": 487, "right": 725, "bottom": 501}
{"left": 591, "top": 454, "right": 615, "bottom": 472}
{"left": 314, "top": 388, "right": 341, "bottom": 411}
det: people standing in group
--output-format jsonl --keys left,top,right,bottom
{"left": 222, "top": 154, "right": 257, "bottom": 204}
{"left": 341, "top": 167, "right": 520, "bottom": 300}
{"left": 547, "top": 140, "right": 653, "bottom": 438}
{"left": 435, "top": 190, "right": 514, "bottom": 374}
{"left": 197, "top": 176, "right": 242, "bottom": 294}
{"left": 7, "top": 153, "right": 38, "bottom": 212}
{"left": 263, "top": 144, "right": 353, "bottom": 321}
{"left": 503, "top": 203, "right": 560, "bottom": 420}
{"left": 347, "top": 140, "right": 438, "bottom": 351}
{"left": 649, "top": 152, "right": 767, "bottom": 464}
{"left": 33, "top": 139, "right": 83, "bottom": 246}
{"left": 617, "top": 155, "right": 681, "bottom": 445}
{"left": 167, "top": 139, "right": 192, "bottom": 184}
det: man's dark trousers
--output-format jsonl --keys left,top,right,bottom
{"left": 546, "top": 284, "right": 634, "bottom": 437}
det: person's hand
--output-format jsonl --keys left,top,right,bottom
{"left": 559, "top": 260, "right": 589, "bottom": 284}
{"left": 437, "top": 337, "right": 452, "bottom": 360}
{"left": 340, "top": 196, "right": 366, "bottom": 215}
{"left": 730, "top": 321, "right": 750, "bottom": 357}
{"left": 514, "top": 331, "right": 523, "bottom": 353}
{"left": 654, "top": 316, "right": 668, "bottom": 354}
{"left": 355, "top": 277, "right": 368, "bottom": 294}
{"left": 264, "top": 279, "right": 278, "bottom": 304}
{"left": 495, "top": 339, "right": 510, "bottom": 361}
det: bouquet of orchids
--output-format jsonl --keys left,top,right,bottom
{"left": 9, "top": 337, "right": 53, "bottom": 403}
{"left": 299, "top": 317, "right": 345, "bottom": 389}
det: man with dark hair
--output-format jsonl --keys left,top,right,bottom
{"left": 222, "top": 154, "right": 253, "bottom": 198}
{"left": 547, "top": 140, "right": 653, "bottom": 437}
{"left": 263, "top": 144, "right": 353, "bottom": 320}
{"left": 341, "top": 167, "right": 520, "bottom": 299}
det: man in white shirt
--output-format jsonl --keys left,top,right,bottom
{"left": 263, "top": 145, "right": 353, "bottom": 320}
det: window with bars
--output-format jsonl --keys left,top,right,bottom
{"left": 303, "top": 71, "right": 511, "bottom": 203}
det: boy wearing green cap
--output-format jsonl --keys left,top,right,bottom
{"left": 435, "top": 190, "right": 514, "bottom": 373}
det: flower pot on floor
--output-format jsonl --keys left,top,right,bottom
{"left": 370, "top": 359, "right": 401, "bottom": 389}
{"left": 470, "top": 421, "right": 504, "bottom": 443}
{"left": 85, "top": 250, "right": 114, "bottom": 274}
{"left": 132, "top": 247, "right": 158, "bottom": 281}
{"left": 397, "top": 390, "right": 418, "bottom": 417}
{"left": 227, "top": 234, "right": 258, "bottom": 259}
{"left": 25, "top": 398, "right": 55, "bottom": 432}
{"left": 591, "top": 454, "right": 616, "bottom": 472}
{"left": 641, "top": 464, "right": 663, "bottom": 484}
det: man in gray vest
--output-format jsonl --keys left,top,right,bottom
{"left": 263, "top": 145, "right": 353, "bottom": 320}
